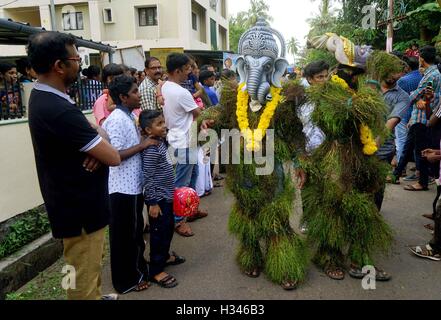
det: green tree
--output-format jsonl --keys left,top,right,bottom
{"left": 229, "top": 12, "right": 248, "bottom": 52}
{"left": 287, "top": 37, "right": 301, "bottom": 64}
{"left": 228, "top": 0, "right": 273, "bottom": 52}
{"left": 247, "top": 0, "right": 274, "bottom": 26}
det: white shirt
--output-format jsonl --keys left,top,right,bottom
{"left": 103, "top": 107, "right": 142, "bottom": 195}
{"left": 162, "top": 81, "right": 198, "bottom": 149}
{"left": 297, "top": 78, "right": 326, "bottom": 154}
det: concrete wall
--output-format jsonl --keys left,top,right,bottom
{"left": 4, "top": 7, "right": 41, "bottom": 27}
{"left": 0, "top": 112, "right": 94, "bottom": 224}
{"left": 0, "top": 120, "right": 43, "bottom": 224}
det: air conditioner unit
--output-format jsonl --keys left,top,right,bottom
{"left": 103, "top": 8, "right": 115, "bottom": 24}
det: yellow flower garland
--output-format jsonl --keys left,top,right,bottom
{"left": 236, "top": 83, "right": 282, "bottom": 152}
{"left": 359, "top": 124, "right": 378, "bottom": 155}
{"left": 331, "top": 75, "right": 349, "bottom": 90}
{"left": 331, "top": 75, "right": 377, "bottom": 156}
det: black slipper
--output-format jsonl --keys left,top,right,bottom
{"left": 166, "top": 251, "right": 186, "bottom": 266}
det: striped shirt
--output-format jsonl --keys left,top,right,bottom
{"left": 409, "top": 65, "right": 441, "bottom": 126}
{"left": 142, "top": 140, "right": 174, "bottom": 205}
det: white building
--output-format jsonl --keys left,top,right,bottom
{"left": 0, "top": 0, "right": 229, "bottom": 62}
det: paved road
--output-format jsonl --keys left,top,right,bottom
{"left": 101, "top": 179, "right": 441, "bottom": 300}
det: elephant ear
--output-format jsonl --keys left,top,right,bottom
{"left": 236, "top": 56, "right": 246, "bottom": 85}
{"left": 271, "top": 58, "right": 289, "bottom": 88}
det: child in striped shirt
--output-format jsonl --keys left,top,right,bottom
{"left": 140, "top": 110, "right": 185, "bottom": 288}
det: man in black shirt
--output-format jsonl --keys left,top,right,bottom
{"left": 27, "top": 31, "right": 121, "bottom": 300}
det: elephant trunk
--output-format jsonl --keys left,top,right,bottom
{"left": 246, "top": 69, "right": 264, "bottom": 102}
{"left": 257, "top": 81, "right": 271, "bottom": 105}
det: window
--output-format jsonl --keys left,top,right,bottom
{"left": 138, "top": 7, "right": 157, "bottom": 26}
{"left": 103, "top": 8, "right": 114, "bottom": 23}
{"left": 192, "top": 12, "right": 197, "bottom": 31}
{"left": 62, "top": 12, "right": 84, "bottom": 31}
{"left": 210, "top": 19, "right": 217, "bottom": 50}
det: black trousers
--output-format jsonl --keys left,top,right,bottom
{"left": 394, "top": 123, "right": 430, "bottom": 188}
{"left": 109, "top": 193, "right": 148, "bottom": 294}
{"left": 148, "top": 200, "right": 175, "bottom": 278}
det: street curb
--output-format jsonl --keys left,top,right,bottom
{"left": 0, "top": 232, "right": 63, "bottom": 300}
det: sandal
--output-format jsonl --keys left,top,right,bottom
{"left": 134, "top": 280, "right": 150, "bottom": 292}
{"left": 213, "top": 175, "right": 224, "bottom": 181}
{"left": 324, "top": 266, "right": 345, "bottom": 280}
{"left": 174, "top": 221, "right": 194, "bottom": 237}
{"left": 424, "top": 223, "right": 435, "bottom": 231}
{"left": 187, "top": 209, "right": 208, "bottom": 222}
{"left": 244, "top": 268, "right": 260, "bottom": 278}
{"left": 410, "top": 244, "right": 441, "bottom": 261}
{"left": 166, "top": 251, "right": 186, "bottom": 266}
{"left": 404, "top": 184, "right": 428, "bottom": 191}
{"left": 422, "top": 213, "right": 434, "bottom": 221}
{"left": 348, "top": 266, "right": 365, "bottom": 279}
{"left": 386, "top": 175, "right": 400, "bottom": 185}
{"left": 281, "top": 279, "right": 298, "bottom": 291}
{"left": 349, "top": 265, "right": 391, "bottom": 281}
{"left": 213, "top": 182, "right": 222, "bottom": 188}
{"left": 375, "top": 268, "right": 391, "bottom": 281}
{"left": 152, "top": 273, "right": 178, "bottom": 288}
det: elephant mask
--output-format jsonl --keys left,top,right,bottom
{"left": 237, "top": 18, "right": 289, "bottom": 112}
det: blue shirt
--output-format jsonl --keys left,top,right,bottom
{"left": 203, "top": 85, "right": 219, "bottom": 106}
{"left": 376, "top": 85, "right": 411, "bottom": 160}
{"left": 398, "top": 70, "right": 423, "bottom": 95}
{"left": 398, "top": 70, "right": 423, "bottom": 124}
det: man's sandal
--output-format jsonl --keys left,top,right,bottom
{"left": 175, "top": 222, "right": 194, "bottom": 237}
{"left": 166, "top": 251, "right": 186, "bottom": 266}
{"left": 134, "top": 280, "right": 150, "bottom": 292}
{"left": 152, "top": 274, "right": 178, "bottom": 288}
{"left": 281, "top": 279, "right": 298, "bottom": 291}
{"left": 349, "top": 266, "right": 391, "bottom": 281}
{"left": 404, "top": 184, "right": 428, "bottom": 191}
{"left": 410, "top": 244, "right": 441, "bottom": 261}
{"left": 244, "top": 268, "right": 260, "bottom": 278}
{"left": 424, "top": 223, "right": 435, "bottom": 231}
{"left": 324, "top": 266, "right": 345, "bottom": 280}
{"left": 422, "top": 213, "right": 434, "bottom": 220}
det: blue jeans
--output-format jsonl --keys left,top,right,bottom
{"left": 174, "top": 148, "right": 199, "bottom": 223}
{"left": 395, "top": 122, "right": 408, "bottom": 163}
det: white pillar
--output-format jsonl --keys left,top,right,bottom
{"left": 88, "top": 1, "right": 102, "bottom": 42}
{"left": 39, "top": 5, "right": 53, "bottom": 31}
{"left": 178, "top": 0, "right": 191, "bottom": 49}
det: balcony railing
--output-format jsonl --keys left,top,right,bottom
{"left": 68, "top": 78, "right": 104, "bottom": 111}
{"left": 0, "top": 80, "right": 25, "bottom": 121}
{"left": 0, "top": 78, "right": 104, "bottom": 122}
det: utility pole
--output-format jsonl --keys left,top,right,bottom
{"left": 50, "top": 0, "right": 57, "bottom": 31}
{"left": 386, "top": 0, "right": 394, "bottom": 53}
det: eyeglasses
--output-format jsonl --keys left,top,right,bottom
{"left": 65, "top": 57, "right": 83, "bottom": 66}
